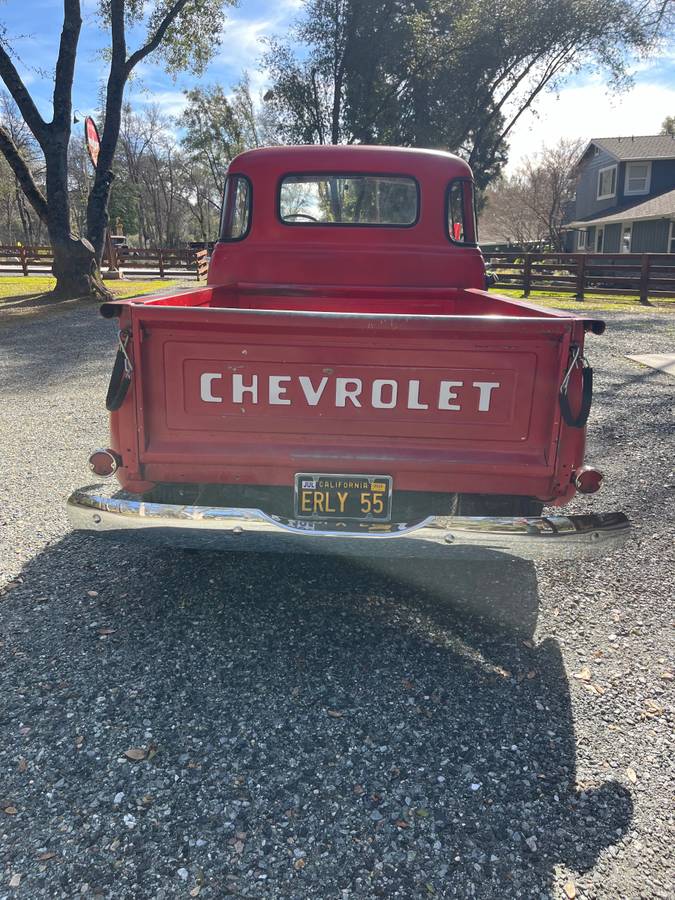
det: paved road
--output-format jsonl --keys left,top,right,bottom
{"left": 1, "top": 306, "right": 673, "bottom": 899}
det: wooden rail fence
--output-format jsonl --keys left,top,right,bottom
{"left": 483, "top": 252, "right": 675, "bottom": 304}
{"left": 3, "top": 245, "right": 674, "bottom": 302}
{"left": 0, "top": 244, "right": 210, "bottom": 280}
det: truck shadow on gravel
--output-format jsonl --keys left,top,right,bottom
{"left": 2, "top": 537, "right": 633, "bottom": 898}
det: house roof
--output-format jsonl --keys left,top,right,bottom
{"left": 583, "top": 134, "right": 675, "bottom": 162}
{"left": 566, "top": 187, "right": 675, "bottom": 228}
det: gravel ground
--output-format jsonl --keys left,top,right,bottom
{"left": 0, "top": 306, "right": 673, "bottom": 899}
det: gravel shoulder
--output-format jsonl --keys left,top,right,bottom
{"left": 0, "top": 307, "right": 673, "bottom": 899}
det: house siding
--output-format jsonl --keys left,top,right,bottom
{"left": 603, "top": 223, "right": 622, "bottom": 252}
{"left": 634, "top": 160, "right": 675, "bottom": 198}
{"left": 573, "top": 147, "right": 622, "bottom": 219}
{"left": 568, "top": 146, "right": 675, "bottom": 219}
{"left": 631, "top": 220, "right": 670, "bottom": 252}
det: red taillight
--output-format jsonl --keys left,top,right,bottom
{"left": 88, "top": 449, "right": 121, "bottom": 477}
{"left": 575, "top": 466, "right": 603, "bottom": 494}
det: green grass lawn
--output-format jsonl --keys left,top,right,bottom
{"left": 492, "top": 287, "right": 675, "bottom": 312}
{"left": 1, "top": 274, "right": 673, "bottom": 317}
{"left": 0, "top": 275, "right": 183, "bottom": 303}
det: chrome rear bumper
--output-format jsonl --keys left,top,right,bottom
{"left": 66, "top": 485, "right": 630, "bottom": 560}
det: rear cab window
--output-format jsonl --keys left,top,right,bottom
{"left": 447, "top": 179, "right": 477, "bottom": 245}
{"left": 220, "top": 174, "right": 251, "bottom": 240}
{"left": 279, "top": 174, "right": 419, "bottom": 226}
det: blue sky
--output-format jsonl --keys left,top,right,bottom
{"left": 2, "top": 0, "right": 674, "bottom": 170}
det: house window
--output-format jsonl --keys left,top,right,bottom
{"left": 622, "top": 224, "right": 632, "bottom": 253}
{"left": 597, "top": 165, "right": 617, "bottom": 200}
{"left": 595, "top": 227, "right": 605, "bottom": 253}
{"left": 577, "top": 230, "right": 587, "bottom": 250}
{"left": 624, "top": 162, "right": 651, "bottom": 196}
{"left": 670, "top": 221, "right": 675, "bottom": 254}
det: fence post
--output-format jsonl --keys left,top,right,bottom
{"left": 523, "top": 254, "right": 532, "bottom": 296}
{"left": 158, "top": 249, "right": 165, "bottom": 279}
{"left": 108, "top": 235, "right": 118, "bottom": 272}
{"left": 19, "top": 246, "right": 29, "bottom": 277}
{"left": 575, "top": 254, "right": 586, "bottom": 302}
{"left": 639, "top": 255, "right": 651, "bottom": 305}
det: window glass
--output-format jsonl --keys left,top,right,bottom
{"left": 279, "top": 174, "right": 418, "bottom": 226}
{"left": 577, "top": 230, "right": 587, "bottom": 250}
{"left": 669, "top": 222, "right": 675, "bottom": 254}
{"left": 597, "top": 167, "right": 616, "bottom": 199}
{"left": 626, "top": 163, "right": 649, "bottom": 194}
{"left": 220, "top": 175, "right": 251, "bottom": 240}
{"left": 447, "top": 179, "right": 477, "bottom": 244}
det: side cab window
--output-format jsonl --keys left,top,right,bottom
{"left": 220, "top": 175, "right": 252, "bottom": 241}
{"left": 447, "top": 179, "right": 477, "bottom": 245}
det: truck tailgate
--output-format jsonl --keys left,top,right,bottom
{"left": 129, "top": 305, "right": 575, "bottom": 492}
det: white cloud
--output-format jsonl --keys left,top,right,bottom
{"left": 218, "top": 0, "right": 303, "bottom": 72}
{"left": 505, "top": 78, "right": 675, "bottom": 171}
{"left": 219, "top": 16, "right": 273, "bottom": 70}
{"left": 137, "top": 89, "right": 190, "bottom": 119}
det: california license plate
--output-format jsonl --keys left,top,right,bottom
{"left": 294, "top": 474, "right": 392, "bottom": 522}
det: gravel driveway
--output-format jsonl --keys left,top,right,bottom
{"left": 0, "top": 305, "right": 673, "bottom": 899}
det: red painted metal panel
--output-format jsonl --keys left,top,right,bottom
{"left": 112, "top": 297, "right": 583, "bottom": 499}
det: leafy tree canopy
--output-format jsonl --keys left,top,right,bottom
{"left": 263, "top": 0, "right": 674, "bottom": 188}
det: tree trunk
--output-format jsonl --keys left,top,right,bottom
{"left": 46, "top": 149, "right": 111, "bottom": 300}
{"left": 86, "top": 167, "right": 116, "bottom": 265}
{"left": 51, "top": 234, "right": 110, "bottom": 299}
{"left": 86, "top": 46, "right": 126, "bottom": 263}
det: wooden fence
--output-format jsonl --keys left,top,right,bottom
{"left": 4, "top": 244, "right": 674, "bottom": 302}
{"left": 0, "top": 244, "right": 210, "bottom": 280}
{"left": 483, "top": 252, "right": 675, "bottom": 304}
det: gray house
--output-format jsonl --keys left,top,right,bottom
{"left": 563, "top": 135, "right": 675, "bottom": 253}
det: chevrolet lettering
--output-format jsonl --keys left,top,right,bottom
{"left": 199, "top": 373, "right": 502, "bottom": 413}
{"left": 67, "top": 145, "right": 630, "bottom": 561}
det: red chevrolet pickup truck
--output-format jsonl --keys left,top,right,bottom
{"left": 67, "top": 145, "right": 629, "bottom": 557}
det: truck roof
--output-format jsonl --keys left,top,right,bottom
{"left": 228, "top": 144, "right": 473, "bottom": 179}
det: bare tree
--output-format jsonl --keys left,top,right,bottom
{"left": 0, "top": 91, "right": 44, "bottom": 244}
{"left": 481, "top": 140, "right": 583, "bottom": 250}
{"left": 0, "top": 0, "right": 234, "bottom": 299}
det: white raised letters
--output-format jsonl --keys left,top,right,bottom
{"left": 200, "top": 372, "right": 502, "bottom": 413}
{"left": 269, "top": 375, "right": 292, "bottom": 405}
{"left": 335, "top": 378, "right": 363, "bottom": 407}
{"left": 473, "top": 381, "right": 500, "bottom": 412}
{"left": 299, "top": 375, "right": 329, "bottom": 406}
{"left": 372, "top": 379, "right": 398, "bottom": 409}
{"left": 438, "top": 381, "right": 464, "bottom": 411}
{"left": 232, "top": 374, "right": 258, "bottom": 404}
{"left": 200, "top": 373, "right": 222, "bottom": 403}
{"left": 407, "top": 380, "right": 429, "bottom": 410}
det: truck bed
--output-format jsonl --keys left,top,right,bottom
{"left": 104, "top": 285, "right": 597, "bottom": 503}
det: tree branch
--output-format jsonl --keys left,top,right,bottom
{"left": 52, "top": 0, "right": 82, "bottom": 132}
{"left": 110, "top": 0, "right": 127, "bottom": 65}
{"left": 124, "top": 0, "right": 191, "bottom": 76}
{"left": 0, "top": 124, "right": 48, "bottom": 223}
{"left": 0, "top": 43, "right": 47, "bottom": 145}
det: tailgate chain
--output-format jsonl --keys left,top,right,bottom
{"left": 105, "top": 329, "right": 133, "bottom": 412}
{"left": 559, "top": 343, "right": 593, "bottom": 428}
